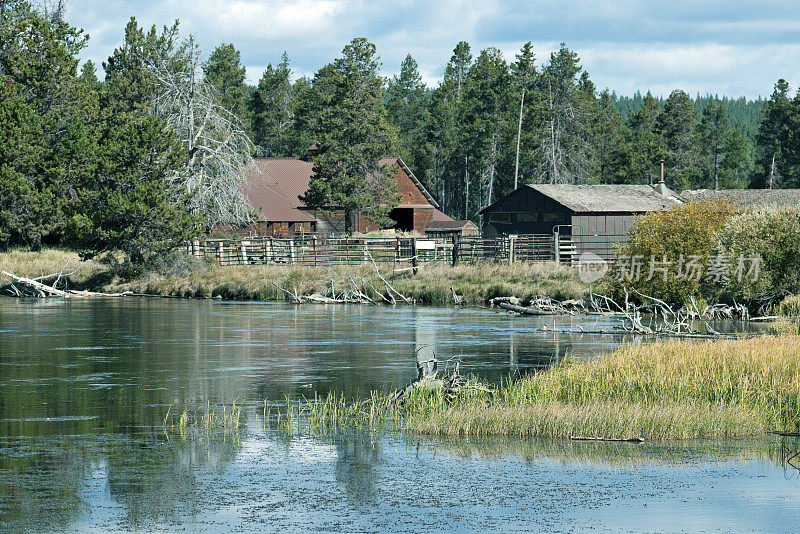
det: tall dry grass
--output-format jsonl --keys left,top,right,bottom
{"left": 0, "top": 249, "right": 105, "bottom": 287}
{"left": 107, "top": 260, "right": 586, "bottom": 305}
{"left": 297, "top": 336, "right": 800, "bottom": 440}
{"left": 1, "top": 248, "right": 586, "bottom": 305}
{"left": 405, "top": 336, "right": 800, "bottom": 439}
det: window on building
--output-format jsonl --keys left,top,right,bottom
{"left": 542, "top": 212, "right": 565, "bottom": 222}
{"left": 489, "top": 212, "right": 512, "bottom": 223}
{"left": 515, "top": 213, "right": 538, "bottom": 223}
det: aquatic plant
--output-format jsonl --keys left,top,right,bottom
{"left": 163, "top": 401, "right": 242, "bottom": 433}
{"left": 293, "top": 335, "right": 800, "bottom": 441}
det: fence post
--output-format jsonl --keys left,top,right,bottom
{"left": 411, "top": 237, "right": 418, "bottom": 275}
{"left": 451, "top": 235, "right": 460, "bottom": 267}
{"left": 240, "top": 241, "right": 248, "bottom": 265}
{"left": 289, "top": 239, "right": 296, "bottom": 264}
{"left": 554, "top": 233, "right": 560, "bottom": 264}
{"left": 313, "top": 237, "right": 317, "bottom": 266}
{"left": 509, "top": 235, "right": 516, "bottom": 265}
{"left": 216, "top": 241, "right": 223, "bottom": 265}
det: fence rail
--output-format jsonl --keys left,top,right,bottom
{"left": 187, "top": 233, "right": 629, "bottom": 268}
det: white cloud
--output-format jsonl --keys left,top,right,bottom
{"left": 64, "top": 0, "right": 800, "bottom": 98}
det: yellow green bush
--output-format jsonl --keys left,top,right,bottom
{"left": 603, "top": 200, "right": 739, "bottom": 304}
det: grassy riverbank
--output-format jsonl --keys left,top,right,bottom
{"left": 309, "top": 335, "right": 800, "bottom": 440}
{"left": 0, "top": 249, "right": 586, "bottom": 305}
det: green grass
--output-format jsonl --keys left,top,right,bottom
{"left": 295, "top": 335, "right": 800, "bottom": 441}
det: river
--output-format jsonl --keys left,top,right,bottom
{"left": 0, "top": 298, "right": 798, "bottom": 532}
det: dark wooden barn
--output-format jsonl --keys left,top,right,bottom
{"left": 479, "top": 184, "right": 681, "bottom": 258}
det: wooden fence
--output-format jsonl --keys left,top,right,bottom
{"left": 187, "top": 233, "right": 628, "bottom": 268}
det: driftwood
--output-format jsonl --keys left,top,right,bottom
{"left": 269, "top": 254, "right": 413, "bottom": 306}
{"left": 2, "top": 270, "right": 127, "bottom": 298}
{"left": 496, "top": 302, "right": 551, "bottom": 316}
{"left": 272, "top": 271, "right": 407, "bottom": 305}
{"left": 3, "top": 271, "right": 68, "bottom": 297}
{"left": 390, "top": 354, "right": 494, "bottom": 404}
{"left": 495, "top": 285, "right": 759, "bottom": 338}
{"left": 571, "top": 436, "right": 644, "bottom": 443}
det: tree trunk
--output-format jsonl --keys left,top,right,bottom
{"left": 464, "top": 154, "right": 469, "bottom": 220}
{"left": 514, "top": 88, "right": 525, "bottom": 190}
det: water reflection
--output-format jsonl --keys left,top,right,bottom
{"left": 0, "top": 298, "right": 795, "bottom": 532}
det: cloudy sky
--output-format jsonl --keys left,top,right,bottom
{"left": 64, "top": 0, "right": 800, "bottom": 99}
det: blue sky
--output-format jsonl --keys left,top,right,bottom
{"left": 64, "top": 0, "right": 800, "bottom": 99}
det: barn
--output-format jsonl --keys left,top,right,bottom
{"left": 244, "top": 155, "right": 454, "bottom": 236}
{"left": 479, "top": 183, "right": 682, "bottom": 258}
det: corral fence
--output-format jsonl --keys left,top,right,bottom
{"left": 187, "top": 232, "right": 629, "bottom": 269}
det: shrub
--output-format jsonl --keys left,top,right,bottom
{"left": 603, "top": 200, "right": 739, "bottom": 304}
{"left": 714, "top": 209, "right": 800, "bottom": 302}
{"left": 777, "top": 295, "right": 800, "bottom": 317}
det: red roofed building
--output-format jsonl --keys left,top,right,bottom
{"left": 244, "top": 156, "right": 452, "bottom": 236}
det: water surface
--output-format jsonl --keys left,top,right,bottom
{"left": 0, "top": 298, "right": 797, "bottom": 532}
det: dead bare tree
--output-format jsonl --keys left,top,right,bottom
{"left": 150, "top": 37, "right": 256, "bottom": 228}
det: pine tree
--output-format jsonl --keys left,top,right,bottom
{"left": 655, "top": 89, "right": 698, "bottom": 189}
{"left": 696, "top": 101, "right": 748, "bottom": 190}
{"left": 386, "top": 54, "right": 428, "bottom": 172}
{"left": 301, "top": 38, "right": 399, "bottom": 232}
{"left": 250, "top": 52, "right": 296, "bottom": 156}
{"left": 535, "top": 43, "right": 591, "bottom": 184}
{"left": 65, "top": 114, "right": 199, "bottom": 262}
{"left": 420, "top": 41, "right": 472, "bottom": 218}
{"left": 102, "top": 17, "right": 182, "bottom": 114}
{"left": 463, "top": 47, "right": 510, "bottom": 213}
{"left": 754, "top": 79, "right": 792, "bottom": 188}
{"left": 618, "top": 93, "right": 662, "bottom": 185}
{"left": 592, "top": 89, "right": 624, "bottom": 184}
{"left": 203, "top": 42, "right": 249, "bottom": 121}
{"left": 508, "top": 41, "right": 539, "bottom": 190}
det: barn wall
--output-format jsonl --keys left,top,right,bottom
{"left": 393, "top": 163, "right": 431, "bottom": 206}
{"left": 481, "top": 188, "right": 573, "bottom": 235}
{"left": 571, "top": 213, "right": 636, "bottom": 259}
{"left": 413, "top": 207, "right": 435, "bottom": 233}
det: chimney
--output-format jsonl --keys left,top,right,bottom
{"left": 304, "top": 142, "right": 320, "bottom": 161}
{"left": 653, "top": 159, "right": 672, "bottom": 197}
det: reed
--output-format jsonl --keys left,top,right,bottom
{"left": 294, "top": 335, "right": 800, "bottom": 440}
{"left": 162, "top": 401, "right": 242, "bottom": 433}
{"left": 406, "top": 335, "right": 800, "bottom": 439}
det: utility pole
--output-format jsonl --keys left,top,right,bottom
{"left": 769, "top": 153, "right": 776, "bottom": 189}
{"left": 514, "top": 87, "right": 525, "bottom": 190}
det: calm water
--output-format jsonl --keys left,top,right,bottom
{"left": 0, "top": 298, "right": 798, "bottom": 532}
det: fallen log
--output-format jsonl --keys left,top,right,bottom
{"left": 496, "top": 302, "right": 553, "bottom": 316}
{"left": 571, "top": 436, "right": 645, "bottom": 443}
{"left": 2, "top": 271, "right": 68, "bottom": 297}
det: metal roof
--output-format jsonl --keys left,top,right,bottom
{"left": 245, "top": 156, "right": 438, "bottom": 221}
{"left": 249, "top": 158, "right": 314, "bottom": 208}
{"left": 245, "top": 182, "right": 316, "bottom": 223}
